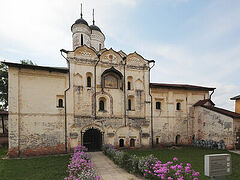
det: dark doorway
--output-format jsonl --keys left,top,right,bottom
{"left": 175, "top": 135, "right": 181, "bottom": 145}
{"left": 130, "top": 139, "right": 135, "bottom": 147}
{"left": 119, "top": 139, "right": 124, "bottom": 147}
{"left": 83, "top": 128, "right": 102, "bottom": 151}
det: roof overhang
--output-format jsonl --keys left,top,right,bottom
{"left": 150, "top": 83, "right": 215, "bottom": 91}
{"left": 2, "top": 61, "right": 69, "bottom": 73}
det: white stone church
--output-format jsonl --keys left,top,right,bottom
{"left": 3, "top": 10, "right": 240, "bottom": 157}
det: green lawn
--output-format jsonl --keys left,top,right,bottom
{"left": 126, "top": 147, "right": 240, "bottom": 180}
{"left": 0, "top": 147, "right": 71, "bottom": 180}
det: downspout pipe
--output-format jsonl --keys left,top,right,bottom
{"left": 148, "top": 60, "right": 155, "bottom": 148}
{"left": 209, "top": 89, "right": 215, "bottom": 100}
{"left": 94, "top": 54, "right": 101, "bottom": 119}
{"left": 123, "top": 57, "right": 127, "bottom": 126}
{"left": 60, "top": 49, "right": 70, "bottom": 153}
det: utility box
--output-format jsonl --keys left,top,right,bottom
{"left": 205, "top": 154, "right": 231, "bottom": 177}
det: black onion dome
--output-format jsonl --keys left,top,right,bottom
{"left": 74, "top": 18, "right": 89, "bottom": 26}
{"left": 90, "top": 25, "right": 102, "bottom": 32}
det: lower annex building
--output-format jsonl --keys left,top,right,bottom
{"left": 3, "top": 10, "right": 240, "bottom": 157}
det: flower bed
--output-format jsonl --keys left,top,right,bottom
{"left": 65, "top": 145, "right": 100, "bottom": 180}
{"left": 102, "top": 144, "right": 199, "bottom": 180}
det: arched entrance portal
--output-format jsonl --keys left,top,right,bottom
{"left": 83, "top": 128, "right": 103, "bottom": 151}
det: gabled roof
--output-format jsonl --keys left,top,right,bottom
{"left": 194, "top": 99, "right": 215, "bottom": 107}
{"left": 194, "top": 100, "right": 240, "bottom": 118}
{"left": 202, "top": 106, "right": 240, "bottom": 119}
{"left": 2, "top": 62, "right": 68, "bottom": 73}
{"left": 230, "top": 95, "right": 240, "bottom": 100}
{"left": 150, "top": 83, "right": 215, "bottom": 91}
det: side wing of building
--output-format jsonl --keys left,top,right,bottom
{"left": 150, "top": 83, "right": 213, "bottom": 145}
{"left": 5, "top": 62, "right": 68, "bottom": 157}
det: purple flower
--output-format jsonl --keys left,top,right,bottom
{"left": 173, "top": 157, "right": 178, "bottom": 161}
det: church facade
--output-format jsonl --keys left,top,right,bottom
{"left": 4, "top": 12, "right": 240, "bottom": 157}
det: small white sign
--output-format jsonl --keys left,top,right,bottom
{"left": 205, "top": 154, "right": 231, "bottom": 177}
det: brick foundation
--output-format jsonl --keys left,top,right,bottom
{"left": 8, "top": 144, "right": 66, "bottom": 158}
{"left": 8, "top": 147, "right": 19, "bottom": 158}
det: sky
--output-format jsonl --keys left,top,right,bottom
{"left": 0, "top": 0, "right": 239, "bottom": 111}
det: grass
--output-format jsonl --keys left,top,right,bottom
{"left": 0, "top": 147, "right": 71, "bottom": 180}
{"left": 126, "top": 146, "right": 240, "bottom": 180}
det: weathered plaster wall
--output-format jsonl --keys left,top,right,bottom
{"left": 151, "top": 88, "right": 209, "bottom": 145}
{"left": 66, "top": 46, "right": 152, "bottom": 149}
{"left": 193, "top": 106, "right": 234, "bottom": 149}
{"left": 8, "top": 67, "right": 68, "bottom": 157}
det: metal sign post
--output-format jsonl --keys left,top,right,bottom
{"left": 204, "top": 154, "right": 231, "bottom": 180}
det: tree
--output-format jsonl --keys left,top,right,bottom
{"left": 0, "top": 60, "right": 36, "bottom": 110}
{"left": 0, "top": 62, "right": 8, "bottom": 110}
{"left": 20, "top": 60, "right": 36, "bottom": 65}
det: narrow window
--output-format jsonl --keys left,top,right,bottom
{"left": 128, "top": 99, "right": 132, "bottom": 110}
{"left": 130, "top": 139, "right": 135, "bottom": 147}
{"left": 127, "top": 81, "right": 131, "bottom": 90}
{"left": 156, "top": 102, "right": 161, "bottom": 109}
{"left": 99, "top": 100, "right": 104, "bottom": 111}
{"left": 87, "top": 77, "right": 91, "bottom": 87}
{"left": 175, "top": 135, "right": 180, "bottom": 144}
{"left": 99, "top": 44, "right": 101, "bottom": 50}
{"left": 119, "top": 139, "right": 124, "bottom": 147}
{"left": 81, "top": 34, "right": 83, "bottom": 46}
{"left": 58, "top": 99, "right": 63, "bottom": 108}
{"left": 176, "top": 102, "right": 181, "bottom": 110}
{"left": 156, "top": 138, "right": 159, "bottom": 144}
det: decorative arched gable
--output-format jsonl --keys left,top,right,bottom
{"left": 100, "top": 48, "right": 122, "bottom": 64}
{"left": 126, "top": 52, "right": 148, "bottom": 66}
{"left": 74, "top": 45, "right": 98, "bottom": 60}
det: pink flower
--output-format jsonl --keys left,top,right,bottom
{"left": 186, "top": 163, "right": 191, "bottom": 167}
{"left": 168, "top": 177, "right": 173, "bottom": 180}
{"left": 173, "top": 157, "right": 178, "bottom": 161}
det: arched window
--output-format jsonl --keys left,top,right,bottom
{"left": 156, "top": 138, "right": 159, "bottom": 144}
{"left": 130, "top": 139, "right": 135, "bottom": 147}
{"left": 156, "top": 102, "right": 161, "bottom": 110}
{"left": 127, "top": 81, "right": 131, "bottom": 90}
{"left": 99, "top": 44, "right": 101, "bottom": 50}
{"left": 81, "top": 34, "right": 83, "bottom": 46}
{"left": 87, "top": 76, "right": 91, "bottom": 87}
{"left": 101, "top": 67, "right": 123, "bottom": 89}
{"left": 128, "top": 99, "right": 132, "bottom": 110}
{"left": 176, "top": 102, "right": 181, "bottom": 110}
{"left": 99, "top": 100, "right": 105, "bottom": 111}
{"left": 58, "top": 99, "right": 63, "bottom": 108}
{"left": 119, "top": 139, "right": 124, "bottom": 147}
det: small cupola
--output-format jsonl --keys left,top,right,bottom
{"left": 71, "top": 4, "right": 91, "bottom": 50}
